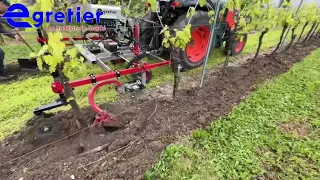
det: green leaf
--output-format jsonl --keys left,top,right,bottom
{"left": 37, "top": 45, "right": 49, "bottom": 57}
{"left": 66, "top": 97, "right": 74, "bottom": 102}
{"left": 187, "top": 7, "right": 196, "bottom": 18}
{"left": 199, "top": 0, "right": 206, "bottom": 7}
{"left": 29, "top": 52, "right": 37, "bottom": 58}
{"left": 36, "top": 57, "right": 43, "bottom": 71}
{"left": 147, "top": 0, "right": 157, "bottom": 11}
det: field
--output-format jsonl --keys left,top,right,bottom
{"left": 0, "top": 1, "right": 320, "bottom": 178}
{"left": 0, "top": 25, "right": 319, "bottom": 179}
{"left": 0, "top": 25, "right": 312, "bottom": 139}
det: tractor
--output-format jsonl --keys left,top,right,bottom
{"left": 139, "top": 0, "right": 247, "bottom": 71}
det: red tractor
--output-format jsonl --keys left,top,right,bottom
{"left": 140, "top": 0, "right": 248, "bottom": 71}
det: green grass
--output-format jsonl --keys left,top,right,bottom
{"left": 1, "top": 30, "right": 81, "bottom": 64}
{"left": 144, "top": 48, "right": 320, "bottom": 180}
{"left": 0, "top": 24, "right": 313, "bottom": 139}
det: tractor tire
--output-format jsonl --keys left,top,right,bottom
{"left": 225, "top": 33, "right": 248, "bottom": 56}
{"left": 139, "top": 12, "right": 159, "bottom": 50}
{"left": 170, "top": 11, "right": 213, "bottom": 71}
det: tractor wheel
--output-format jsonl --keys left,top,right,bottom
{"left": 139, "top": 12, "right": 159, "bottom": 50}
{"left": 170, "top": 11, "right": 213, "bottom": 71}
{"left": 225, "top": 33, "right": 248, "bottom": 56}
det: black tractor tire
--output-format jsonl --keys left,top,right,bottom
{"left": 139, "top": 12, "right": 159, "bottom": 50}
{"left": 170, "top": 11, "right": 214, "bottom": 72}
{"left": 225, "top": 33, "right": 248, "bottom": 56}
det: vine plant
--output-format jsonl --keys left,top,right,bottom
{"left": 222, "top": 0, "right": 247, "bottom": 74}
{"left": 303, "top": 6, "right": 320, "bottom": 42}
{"left": 24, "top": 0, "right": 88, "bottom": 128}
{"left": 297, "top": 4, "right": 317, "bottom": 43}
{"left": 270, "top": 1, "right": 294, "bottom": 56}
{"left": 283, "top": 4, "right": 308, "bottom": 51}
{"left": 251, "top": 0, "right": 278, "bottom": 62}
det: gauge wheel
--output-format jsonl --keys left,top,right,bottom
{"left": 26, "top": 116, "right": 63, "bottom": 144}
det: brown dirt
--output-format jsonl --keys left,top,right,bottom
{"left": 279, "top": 122, "right": 311, "bottom": 137}
{"left": 0, "top": 62, "right": 42, "bottom": 84}
{"left": 0, "top": 38, "right": 320, "bottom": 180}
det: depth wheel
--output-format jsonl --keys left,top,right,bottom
{"left": 26, "top": 116, "right": 63, "bottom": 144}
{"left": 225, "top": 33, "right": 248, "bottom": 56}
{"left": 170, "top": 11, "right": 213, "bottom": 72}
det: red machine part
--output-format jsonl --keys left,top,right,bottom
{"left": 51, "top": 61, "right": 171, "bottom": 125}
{"left": 49, "top": 23, "right": 166, "bottom": 125}
{"left": 133, "top": 23, "right": 140, "bottom": 56}
{"left": 225, "top": 11, "right": 235, "bottom": 30}
{"left": 88, "top": 80, "right": 122, "bottom": 125}
{"left": 186, "top": 26, "right": 210, "bottom": 63}
{"left": 68, "top": 61, "right": 170, "bottom": 88}
{"left": 51, "top": 81, "right": 64, "bottom": 94}
{"left": 235, "top": 40, "right": 245, "bottom": 53}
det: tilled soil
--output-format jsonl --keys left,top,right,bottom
{"left": 0, "top": 39, "right": 320, "bottom": 180}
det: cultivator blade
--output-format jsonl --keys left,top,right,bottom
{"left": 93, "top": 113, "right": 123, "bottom": 128}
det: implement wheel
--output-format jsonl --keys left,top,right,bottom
{"left": 170, "top": 11, "right": 213, "bottom": 71}
{"left": 25, "top": 116, "right": 63, "bottom": 144}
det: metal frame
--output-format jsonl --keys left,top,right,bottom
{"left": 33, "top": 23, "right": 171, "bottom": 125}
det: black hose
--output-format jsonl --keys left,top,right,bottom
{"left": 123, "top": 52, "right": 147, "bottom": 81}
{"left": 125, "top": 52, "right": 147, "bottom": 69}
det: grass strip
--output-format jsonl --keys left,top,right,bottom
{"left": 145, "top": 48, "right": 320, "bottom": 180}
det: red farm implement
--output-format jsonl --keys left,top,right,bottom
{"left": 25, "top": 1, "right": 247, "bottom": 142}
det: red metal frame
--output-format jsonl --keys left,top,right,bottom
{"left": 37, "top": 36, "right": 104, "bottom": 46}
{"left": 68, "top": 61, "right": 170, "bottom": 88}
{"left": 88, "top": 80, "right": 122, "bottom": 125}
{"left": 45, "top": 24, "right": 172, "bottom": 126}
{"left": 51, "top": 60, "right": 171, "bottom": 126}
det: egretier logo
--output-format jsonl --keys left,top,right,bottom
{"left": 2, "top": 3, "right": 103, "bottom": 28}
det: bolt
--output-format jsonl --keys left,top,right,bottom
{"left": 43, "top": 126, "right": 50, "bottom": 132}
